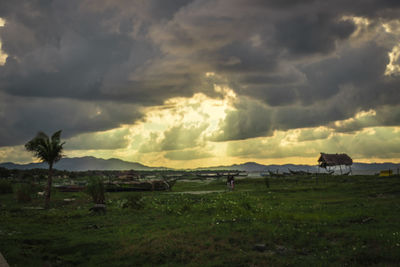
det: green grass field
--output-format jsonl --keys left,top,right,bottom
{"left": 1, "top": 175, "right": 400, "bottom": 266}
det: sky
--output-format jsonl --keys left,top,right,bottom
{"left": 0, "top": 0, "right": 400, "bottom": 168}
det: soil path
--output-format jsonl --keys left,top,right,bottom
{"left": 0, "top": 252, "right": 9, "bottom": 267}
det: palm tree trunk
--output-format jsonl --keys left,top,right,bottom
{"left": 44, "top": 164, "right": 53, "bottom": 209}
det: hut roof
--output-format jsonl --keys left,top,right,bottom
{"left": 318, "top": 153, "right": 353, "bottom": 167}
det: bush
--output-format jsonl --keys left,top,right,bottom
{"left": 85, "top": 177, "right": 105, "bottom": 204}
{"left": 110, "top": 195, "right": 145, "bottom": 209}
{"left": 15, "top": 183, "right": 32, "bottom": 203}
{"left": 264, "top": 177, "right": 270, "bottom": 188}
{"left": 126, "top": 194, "right": 145, "bottom": 210}
{"left": 0, "top": 180, "right": 13, "bottom": 194}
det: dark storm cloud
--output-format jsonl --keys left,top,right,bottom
{"left": 226, "top": 127, "right": 400, "bottom": 159}
{"left": 1, "top": 0, "right": 400, "bottom": 147}
{"left": 275, "top": 13, "right": 355, "bottom": 55}
{"left": 210, "top": 96, "right": 344, "bottom": 142}
{"left": 330, "top": 106, "right": 400, "bottom": 133}
{"left": 0, "top": 92, "right": 142, "bottom": 146}
{"left": 298, "top": 43, "right": 389, "bottom": 105}
{"left": 209, "top": 97, "right": 274, "bottom": 141}
{"left": 0, "top": 0, "right": 157, "bottom": 101}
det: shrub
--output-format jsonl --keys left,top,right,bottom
{"left": 0, "top": 180, "right": 13, "bottom": 194}
{"left": 264, "top": 177, "right": 270, "bottom": 188}
{"left": 126, "top": 194, "right": 145, "bottom": 210}
{"left": 15, "top": 183, "right": 32, "bottom": 203}
{"left": 85, "top": 177, "right": 105, "bottom": 204}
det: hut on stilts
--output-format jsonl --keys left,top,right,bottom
{"left": 318, "top": 153, "right": 353, "bottom": 175}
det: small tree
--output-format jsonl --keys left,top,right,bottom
{"left": 25, "top": 130, "right": 65, "bottom": 209}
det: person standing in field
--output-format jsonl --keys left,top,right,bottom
{"left": 226, "top": 175, "right": 235, "bottom": 191}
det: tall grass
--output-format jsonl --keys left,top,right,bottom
{"left": 0, "top": 180, "right": 13, "bottom": 194}
{"left": 85, "top": 177, "right": 105, "bottom": 204}
{"left": 1, "top": 175, "right": 400, "bottom": 266}
{"left": 15, "top": 183, "right": 32, "bottom": 203}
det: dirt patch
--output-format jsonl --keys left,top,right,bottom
{"left": 0, "top": 252, "right": 10, "bottom": 267}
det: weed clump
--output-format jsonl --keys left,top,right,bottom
{"left": 0, "top": 180, "right": 13, "bottom": 194}
{"left": 126, "top": 194, "right": 145, "bottom": 209}
{"left": 264, "top": 177, "right": 270, "bottom": 188}
{"left": 15, "top": 183, "right": 33, "bottom": 203}
{"left": 85, "top": 177, "right": 105, "bottom": 204}
{"left": 113, "top": 195, "right": 145, "bottom": 209}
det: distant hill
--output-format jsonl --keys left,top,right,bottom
{"left": 200, "top": 162, "right": 318, "bottom": 172}
{"left": 1, "top": 157, "right": 399, "bottom": 174}
{"left": 198, "top": 161, "right": 400, "bottom": 175}
{"left": 0, "top": 156, "right": 155, "bottom": 171}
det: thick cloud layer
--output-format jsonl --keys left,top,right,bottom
{"left": 1, "top": 0, "right": 400, "bottom": 148}
{"left": 0, "top": 92, "right": 142, "bottom": 146}
{"left": 226, "top": 127, "right": 400, "bottom": 160}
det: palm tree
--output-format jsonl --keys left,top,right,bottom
{"left": 25, "top": 130, "right": 65, "bottom": 209}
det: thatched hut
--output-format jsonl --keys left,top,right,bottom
{"left": 318, "top": 153, "right": 353, "bottom": 174}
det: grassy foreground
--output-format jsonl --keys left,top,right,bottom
{"left": 1, "top": 175, "right": 400, "bottom": 266}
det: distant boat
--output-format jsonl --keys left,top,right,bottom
{"left": 288, "top": 168, "right": 311, "bottom": 175}
{"left": 267, "top": 169, "right": 286, "bottom": 177}
{"left": 195, "top": 172, "right": 222, "bottom": 178}
{"left": 162, "top": 173, "right": 184, "bottom": 179}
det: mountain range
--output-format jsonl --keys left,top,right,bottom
{"left": 0, "top": 156, "right": 153, "bottom": 171}
{"left": 1, "top": 156, "right": 399, "bottom": 174}
{"left": 203, "top": 161, "right": 400, "bottom": 175}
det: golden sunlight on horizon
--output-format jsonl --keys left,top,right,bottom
{"left": 6, "top": 87, "right": 396, "bottom": 168}
{"left": 63, "top": 81, "right": 237, "bottom": 168}
{"left": 1, "top": 70, "right": 399, "bottom": 168}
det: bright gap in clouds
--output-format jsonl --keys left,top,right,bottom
{"left": 65, "top": 77, "right": 237, "bottom": 168}
{"left": 342, "top": 16, "right": 400, "bottom": 76}
{"left": 60, "top": 66, "right": 400, "bottom": 168}
{"left": 0, "top": 18, "right": 7, "bottom": 65}
{"left": 381, "top": 19, "right": 400, "bottom": 76}
{"left": 386, "top": 44, "right": 400, "bottom": 76}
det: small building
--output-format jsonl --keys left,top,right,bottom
{"left": 318, "top": 153, "right": 353, "bottom": 174}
